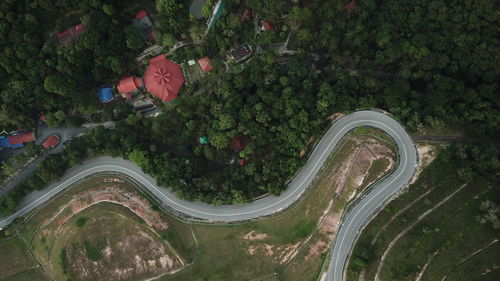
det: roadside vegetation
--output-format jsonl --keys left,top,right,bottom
{"left": 1, "top": 0, "right": 499, "bottom": 215}
{"left": 0, "top": 128, "right": 397, "bottom": 281}
{"left": 347, "top": 143, "right": 500, "bottom": 281}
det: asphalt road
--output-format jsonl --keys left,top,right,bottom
{"left": 0, "top": 110, "right": 417, "bottom": 281}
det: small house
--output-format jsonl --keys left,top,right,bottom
{"left": 198, "top": 57, "right": 213, "bottom": 73}
{"left": 241, "top": 9, "right": 252, "bottom": 22}
{"left": 345, "top": 0, "right": 357, "bottom": 12}
{"left": 42, "top": 135, "right": 60, "bottom": 149}
{"left": 260, "top": 21, "right": 274, "bottom": 31}
{"left": 8, "top": 132, "right": 35, "bottom": 145}
{"left": 230, "top": 44, "right": 253, "bottom": 62}
{"left": 56, "top": 24, "right": 86, "bottom": 44}
{"left": 97, "top": 86, "right": 114, "bottom": 103}
{"left": 199, "top": 136, "right": 208, "bottom": 144}
{"left": 133, "top": 10, "right": 154, "bottom": 41}
{"left": 117, "top": 76, "right": 144, "bottom": 99}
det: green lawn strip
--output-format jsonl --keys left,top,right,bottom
{"left": 0, "top": 267, "right": 51, "bottom": 281}
{"left": 0, "top": 236, "right": 37, "bottom": 279}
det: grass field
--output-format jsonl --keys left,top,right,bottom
{"left": 347, "top": 147, "right": 500, "bottom": 281}
{"left": 1, "top": 268, "right": 51, "bottom": 281}
{"left": 0, "top": 236, "right": 36, "bottom": 279}
{"left": 0, "top": 127, "right": 397, "bottom": 281}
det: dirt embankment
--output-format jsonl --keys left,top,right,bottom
{"left": 33, "top": 179, "right": 187, "bottom": 281}
{"left": 246, "top": 135, "right": 396, "bottom": 277}
{"left": 290, "top": 135, "right": 396, "bottom": 272}
{"left": 64, "top": 217, "right": 184, "bottom": 281}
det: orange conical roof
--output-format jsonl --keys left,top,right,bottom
{"left": 143, "top": 55, "right": 184, "bottom": 102}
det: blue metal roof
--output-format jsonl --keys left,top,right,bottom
{"left": 0, "top": 136, "right": 23, "bottom": 149}
{"left": 98, "top": 87, "right": 113, "bottom": 103}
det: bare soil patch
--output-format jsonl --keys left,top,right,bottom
{"left": 59, "top": 205, "right": 184, "bottom": 281}
{"left": 243, "top": 231, "right": 269, "bottom": 241}
{"left": 278, "top": 132, "right": 396, "bottom": 280}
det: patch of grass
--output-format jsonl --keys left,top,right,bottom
{"left": 74, "top": 217, "right": 87, "bottom": 227}
{"left": 1, "top": 268, "right": 51, "bottom": 281}
{"left": 0, "top": 236, "right": 36, "bottom": 279}
{"left": 82, "top": 240, "right": 104, "bottom": 261}
{"left": 60, "top": 248, "right": 69, "bottom": 274}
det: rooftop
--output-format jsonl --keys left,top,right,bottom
{"left": 198, "top": 57, "right": 213, "bottom": 73}
{"left": 42, "top": 135, "right": 59, "bottom": 149}
{"left": 97, "top": 86, "right": 114, "bottom": 103}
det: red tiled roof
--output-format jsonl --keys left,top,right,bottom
{"left": 117, "top": 76, "right": 143, "bottom": 98}
{"left": 56, "top": 30, "right": 69, "bottom": 39}
{"left": 198, "top": 57, "right": 213, "bottom": 73}
{"left": 239, "top": 159, "right": 247, "bottom": 166}
{"left": 262, "top": 21, "right": 274, "bottom": 30}
{"left": 241, "top": 9, "right": 252, "bottom": 22}
{"left": 136, "top": 10, "right": 148, "bottom": 20}
{"left": 57, "top": 24, "right": 86, "bottom": 43}
{"left": 231, "top": 134, "right": 246, "bottom": 152}
{"left": 42, "top": 135, "right": 59, "bottom": 149}
{"left": 143, "top": 55, "right": 184, "bottom": 102}
{"left": 8, "top": 132, "right": 35, "bottom": 145}
{"left": 345, "top": 0, "right": 357, "bottom": 12}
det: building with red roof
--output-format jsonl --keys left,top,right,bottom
{"left": 8, "top": 132, "right": 35, "bottom": 145}
{"left": 239, "top": 159, "right": 247, "bottom": 166}
{"left": 117, "top": 76, "right": 144, "bottom": 99}
{"left": 42, "top": 135, "right": 59, "bottom": 149}
{"left": 260, "top": 21, "right": 274, "bottom": 31}
{"left": 57, "top": 24, "right": 86, "bottom": 44}
{"left": 135, "top": 10, "right": 148, "bottom": 20}
{"left": 143, "top": 55, "right": 184, "bottom": 102}
{"left": 231, "top": 134, "right": 246, "bottom": 152}
{"left": 133, "top": 10, "right": 154, "bottom": 42}
{"left": 345, "top": 0, "right": 357, "bottom": 12}
{"left": 241, "top": 9, "right": 252, "bottom": 22}
{"left": 198, "top": 57, "right": 213, "bottom": 73}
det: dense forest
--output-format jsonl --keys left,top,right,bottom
{"left": 0, "top": 0, "right": 499, "bottom": 212}
{"left": 0, "top": 0, "right": 147, "bottom": 129}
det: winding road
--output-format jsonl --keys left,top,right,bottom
{"left": 0, "top": 110, "right": 417, "bottom": 281}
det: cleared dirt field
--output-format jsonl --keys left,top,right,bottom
{"left": 51, "top": 204, "right": 185, "bottom": 281}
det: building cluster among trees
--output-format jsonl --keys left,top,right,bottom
{"left": 0, "top": 0, "right": 498, "bottom": 211}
